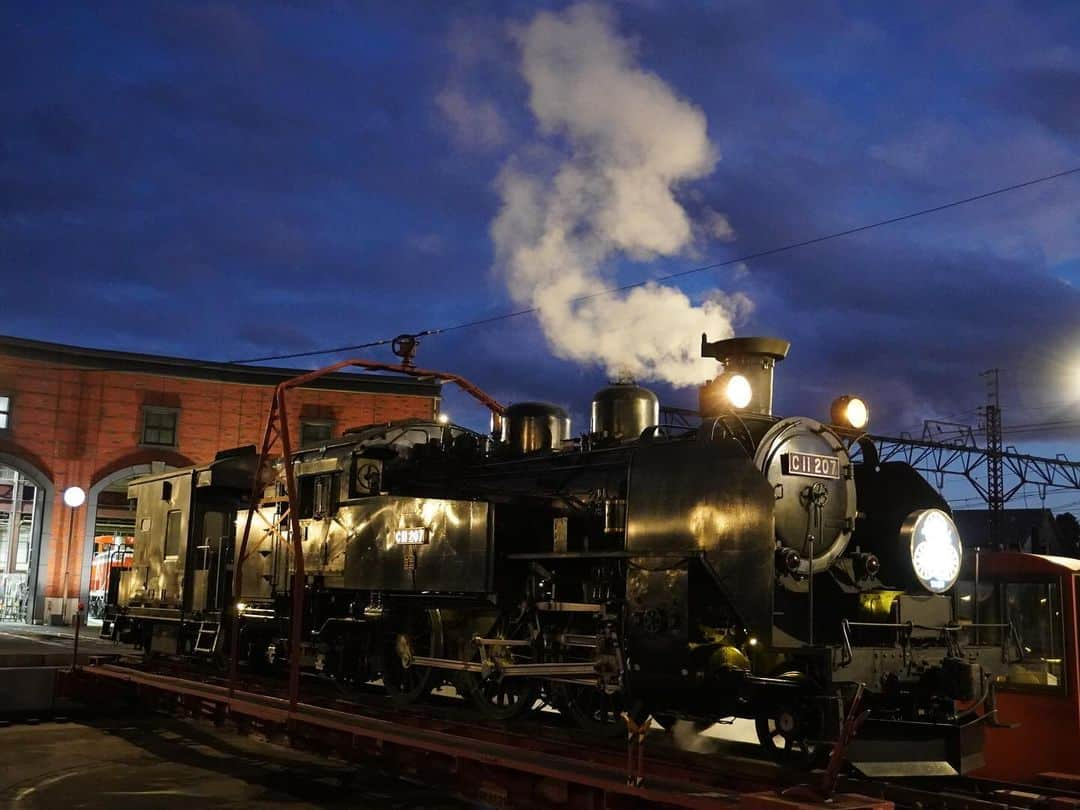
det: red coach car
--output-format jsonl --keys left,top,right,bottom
{"left": 958, "top": 552, "right": 1080, "bottom": 781}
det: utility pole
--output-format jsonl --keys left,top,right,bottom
{"left": 978, "top": 369, "right": 1004, "bottom": 548}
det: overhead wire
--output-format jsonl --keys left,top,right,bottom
{"left": 228, "top": 164, "right": 1080, "bottom": 364}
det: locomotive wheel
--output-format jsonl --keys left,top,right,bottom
{"left": 462, "top": 613, "right": 539, "bottom": 721}
{"left": 330, "top": 640, "right": 371, "bottom": 698}
{"left": 559, "top": 684, "right": 630, "bottom": 737}
{"left": 383, "top": 608, "right": 443, "bottom": 706}
{"left": 754, "top": 670, "right": 828, "bottom": 768}
{"left": 549, "top": 619, "right": 628, "bottom": 736}
{"left": 466, "top": 670, "right": 538, "bottom": 720}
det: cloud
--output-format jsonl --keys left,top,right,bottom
{"left": 435, "top": 14, "right": 516, "bottom": 151}
{"left": 4, "top": 0, "right": 1079, "bottom": 468}
{"left": 996, "top": 65, "right": 1080, "bottom": 138}
{"left": 702, "top": 207, "right": 737, "bottom": 242}
{"left": 436, "top": 86, "right": 508, "bottom": 149}
{"left": 869, "top": 121, "right": 956, "bottom": 174}
{"left": 491, "top": 3, "right": 741, "bottom": 386}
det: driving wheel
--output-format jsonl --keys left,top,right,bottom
{"left": 383, "top": 608, "right": 443, "bottom": 706}
{"left": 754, "top": 670, "right": 829, "bottom": 768}
{"left": 462, "top": 612, "right": 539, "bottom": 720}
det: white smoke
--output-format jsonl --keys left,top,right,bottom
{"left": 491, "top": 3, "right": 746, "bottom": 387}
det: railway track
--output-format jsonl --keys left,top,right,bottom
{"left": 840, "top": 775, "right": 1080, "bottom": 810}
{"left": 61, "top": 656, "right": 1078, "bottom": 810}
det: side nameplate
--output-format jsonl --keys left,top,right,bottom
{"left": 393, "top": 527, "right": 429, "bottom": 545}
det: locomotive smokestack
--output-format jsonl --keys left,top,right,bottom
{"left": 699, "top": 335, "right": 790, "bottom": 417}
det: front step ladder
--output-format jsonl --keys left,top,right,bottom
{"left": 194, "top": 621, "right": 220, "bottom": 654}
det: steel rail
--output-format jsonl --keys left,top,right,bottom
{"left": 63, "top": 661, "right": 1080, "bottom": 810}
{"left": 67, "top": 661, "right": 873, "bottom": 810}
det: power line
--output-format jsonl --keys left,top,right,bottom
{"left": 1002, "top": 419, "right": 1080, "bottom": 436}
{"left": 230, "top": 164, "right": 1080, "bottom": 365}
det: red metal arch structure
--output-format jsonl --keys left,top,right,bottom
{"left": 228, "top": 356, "right": 504, "bottom": 707}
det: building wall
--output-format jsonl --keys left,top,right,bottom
{"left": 0, "top": 352, "right": 437, "bottom": 621}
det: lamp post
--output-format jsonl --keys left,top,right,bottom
{"left": 60, "top": 485, "right": 85, "bottom": 624}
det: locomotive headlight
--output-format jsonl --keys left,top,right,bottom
{"left": 902, "top": 508, "right": 963, "bottom": 593}
{"left": 830, "top": 395, "right": 869, "bottom": 430}
{"left": 723, "top": 373, "right": 753, "bottom": 409}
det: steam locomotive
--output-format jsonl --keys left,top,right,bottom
{"left": 105, "top": 335, "right": 1009, "bottom": 775}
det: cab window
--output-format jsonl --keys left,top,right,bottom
{"left": 298, "top": 474, "right": 336, "bottom": 520}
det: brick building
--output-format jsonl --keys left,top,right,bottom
{"left": 0, "top": 335, "right": 440, "bottom": 624}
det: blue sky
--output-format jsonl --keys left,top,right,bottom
{"left": 2, "top": 1, "right": 1078, "bottom": 511}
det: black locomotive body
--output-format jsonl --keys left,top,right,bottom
{"left": 107, "top": 336, "right": 1009, "bottom": 775}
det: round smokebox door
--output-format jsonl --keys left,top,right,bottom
{"left": 753, "top": 417, "right": 856, "bottom": 576}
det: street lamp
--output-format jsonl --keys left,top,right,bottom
{"left": 60, "top": 486, "right": 86, "bottom": 624}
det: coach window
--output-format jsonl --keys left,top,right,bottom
{"left": 955, "top": 578, "right": 1003, "bottom": 647}
{"left": 999, "top": 580, "right": 1066, "bottom": 691}
{"left": 142, "top": 407, "right": 179, "bottom": 448}
{"left": 0, "top": 394, "right": 10, "bottom": 431}
{"left": 300, "top": 420, "right": 334, "bottom": 448}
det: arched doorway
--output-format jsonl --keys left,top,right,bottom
{"left": 80, "top": 462, "right": 176, "bottom": 626}
{"left": 0, "top": 453, "right": 53, "bottom": 624}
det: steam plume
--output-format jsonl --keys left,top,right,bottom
{"left": 492, "top": 4, "right": 746, "bottom": 386}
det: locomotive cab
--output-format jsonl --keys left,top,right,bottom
{"left": 108, "top": 446, "right": 258, "bottom": 655}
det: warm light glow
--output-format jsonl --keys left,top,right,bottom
{"left": 420, "top": 500, "right": 443, "bottom": 525}
{"left": 235, "top": 602, "right": 247, "bottom": 615}
{"left": 904, "top": 508, "right": 962, "bottom": 593}
{"left": 63, "top": 486, "right": 86, "bottom": 508}
{"left": 845, "top": 398, "right": 869, "bottom": 429}
{"left": 725, "top": 374, "right": 752, "bottom": 409}
{"left": 437, "top": 413, "right": 450, "bottom": 424}
{"left": 831, "top": 395, "right": 869, "bottom": 429}
{"left": 688, "top": 504, "right": 730, "bottom": 545}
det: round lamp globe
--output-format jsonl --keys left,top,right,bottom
{"left": 63, "top": 486, "right": 86, "bottom": 508}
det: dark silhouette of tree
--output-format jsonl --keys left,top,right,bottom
{"left": 1055, "top": 512, "right": 1080, "bottom": 557}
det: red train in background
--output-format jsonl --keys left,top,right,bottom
{"left": 88, "top": 535, "right": 134, "bottom": 621}
{"left": 960, "top": 552, "right": 1080, "bottom": 781}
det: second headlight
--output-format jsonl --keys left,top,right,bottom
{"left": 830, "top": 395, "right": 869, "bottom": 430}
